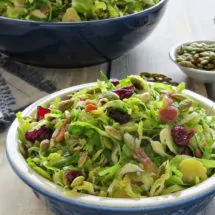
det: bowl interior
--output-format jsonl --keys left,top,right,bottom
{"left": 6, "top": 82, "right": 215, "bottom": 210}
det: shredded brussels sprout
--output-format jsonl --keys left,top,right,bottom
{"left": 17, "top": 74, "right": 215, "bottom": 198}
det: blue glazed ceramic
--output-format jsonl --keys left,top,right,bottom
{"left": 0, "top": 0, "right": 168, "bottom": 68}
{"left": 6, "top": 82, "right": 215, "bottom": 215}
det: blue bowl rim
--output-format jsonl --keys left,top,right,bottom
{"left": 0, "top": 0, "right": 168, "bottom": 26}
{"left": 5, "top": 82, "right": 215, "bottom": 212}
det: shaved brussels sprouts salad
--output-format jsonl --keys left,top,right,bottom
{"left": 17, "top": 74, "right": 215, "bottom": 198}
{"left": 0, "top": 0, "right": 160, "bottom": 22}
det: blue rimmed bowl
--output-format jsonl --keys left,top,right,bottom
{"left": 6, "top": 82, "right": 215, "bottom": 215}
{"left": 0, "top": 0, "right": 168, "bottom": 68}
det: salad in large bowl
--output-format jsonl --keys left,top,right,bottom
{"left": 15, "top": 74, "right": 215, "bottom": 199}
{"left": 0, "top": 0, "right": 160, "bottom": 21}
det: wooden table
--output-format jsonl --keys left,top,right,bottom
{"left": 1, "top": 0, "right": 215, "bottom": 214}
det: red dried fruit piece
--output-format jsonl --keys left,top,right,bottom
{"left": 107, "top": 108, "right": 130, "bottom": 124}
{"left": 66, "top": 170, "right": 83, "bottom": 184}
{"left": 162, "top": 95, "right": 173, "bottom": 107}
{"left": 37, "top": 106, "right": 51, "bottom": 121}
{"left": 25, "top": 125, "right": 53, "bottom": 143}
{"left": 55, "top": 118, "right": 69, "bottom": 142}
{"left": 40, "top": 6, "right": 49, "bottom": 13}
{"left": 100, "top": 101, "right": 107, "bottom": 106}
{"left": 202, "top": 141, "right": 207, "bottom": 147}
{"left": 85, "top": 104, "right": 97, "bottom": 112}
{"left": 194, "top": 148, "right": 202, "bottom": 158}
{"left": 113, "top": 85, "right": 134, "bottom": 100}
{"left": 79, "top": 97, "right": 87, "bottom": 101}
{"left": 110, "top": 79, "right": 120, "bottom": 86}
{"left": 181, "top": 147, "right": 192, "bottom": 156}
{"left": 132, "top": 148, "right": 151, "bottom": 168}
{"left": 159, "top": 106, "right": 178, "bottom": 123}
{"left": 161, "top": 92, "right": 172, "bottom": 99}
{"left": 171, "top": 125, "right": 195, "bottom": 147}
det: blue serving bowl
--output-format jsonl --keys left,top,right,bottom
{"left": 0, "top": 0, "right": 168, "bottom": 68}
{"left": 6, "top": 82, "right": 215, "bottom": 215}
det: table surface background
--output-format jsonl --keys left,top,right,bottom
{"left": 1, "top": 0, "right": 215, "bottom": 214}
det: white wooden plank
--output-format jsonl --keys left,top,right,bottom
{"left": 183, "top": 0, "right": 215, "bottom": 41}
{"left": 41, "top": 64, "right": 108, "bottom": 90}
{"left": 1, "top": 69, "right": 48, "bottom": 110}
{"left": 0, "top": 151, "right": 53, "bottom": 215}
{"left": 111, "top": 0, "right": 215, "bottom": 85}
{"left": 111, "top": 0, "right": 192, "bottom": 82}
{"left": 1, "top": 63, "right": 108, "bottom": 111}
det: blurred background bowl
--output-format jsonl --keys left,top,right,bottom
{"left": 169, "top": 40, "right": 215, "bottom": 83}
{"left": 0, "top": 0, "right": 168, "bottom": 68}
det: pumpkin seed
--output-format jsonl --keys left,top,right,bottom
{"left": 40, "top": 139, "right": 50, "bottom": 152}
{"left": 178, "top": 99, "right": 192, "bottom": 111}
{"left": 176, "top": 42, "right": 215, "bottom": 71}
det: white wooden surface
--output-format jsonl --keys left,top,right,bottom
{"left": 111, "top": 0, "right": 215, "bottom": 83}
{"left": 1, "top": 0, "right": 215, "bottom": 214}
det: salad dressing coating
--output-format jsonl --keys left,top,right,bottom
{"left": 17, "top": 74, "right": 215, "bottom": 198}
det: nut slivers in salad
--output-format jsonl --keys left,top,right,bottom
{"left": 17, "top": 74, "right": 215, "bottom": 198}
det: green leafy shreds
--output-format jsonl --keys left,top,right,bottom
{"left": 150, "top": 161, "right": 171, "bottom": 196}
{"left": 117, "top": 76, "right": 132, "bottom": 88}
{"left": 1, "top": 0, "right": 160, "bottom": 21}
{"left": 98, "top": 163, "right": 120, "bottom": 179}
{"left": 161, "top": 185, "right": 186, "bottom": 195}
{"left": 99, "top": 71, "right": 112, "bottom": 89}
{"left": 175, "top": 82, "right": 185, "bottom": 93}
{"left": 17, "top": 74, "right": 215, "bottom": 198}
{"left": 16, "top": 112, "right": 33, "bottom": 143}
{"left": 27, "top": 158, "right": 52, "bottom": 181}
{"left": 151, "top": 83, "right": 174, "bottom": 93}
{"left": 69, "top": 121, "right": 109, "bottom": 138}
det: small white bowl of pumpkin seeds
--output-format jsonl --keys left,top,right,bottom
{"left": 169, "top": 40, "right": 215, "bottom": 83}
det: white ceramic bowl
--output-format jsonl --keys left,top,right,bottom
{"left": 169, "top": 40, "right": 215, "bottom": 83}
{"left": 6, "top": 82, "right": 215, "bottom": 215}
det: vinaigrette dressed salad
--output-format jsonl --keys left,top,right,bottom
{"left": 0, "top": 0, "right": 160, "bottom": 21}
{"left": 17, "top": 74, "right": 215, "bottom": 198}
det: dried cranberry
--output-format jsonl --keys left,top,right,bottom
{"left": 25, "top": 125, "right": 53, "bottom": 143}
{"left": 113, "top": 85, "right": 134, "bottom": 100}
{"left": 110, "top": 79, "right": 120, "bottom": 86}
{"left": 100, "top": 101, "right": 107, "bottom": 106}
{"left": 107, "top": 108, "right": 131, "bottom": 124}
{"left": 181, "top": 147, "right": 192, "bottom": 155}
{"left": 194, "top": 148, "right": 202, "bottom": 158}
{"left": 37, "top": 106, "right": 51, "bottom": 121}
{"left": 79, "top": 97, "right": 87, "bottom": 101}
{"left": 159, "top": 106, "right": 178, "bottom": 123}
{"left": 66, "top": 170, "right": 82, "bottom": 184}
{"left": 171, "top": 126, "right": 195, "bottom": 147}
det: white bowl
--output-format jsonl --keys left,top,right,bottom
{"left": 6, "top": 82, "right": 215, "bottom": 215}
{"left": 169, "top": 40, "right": 215, "bottom": 83}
